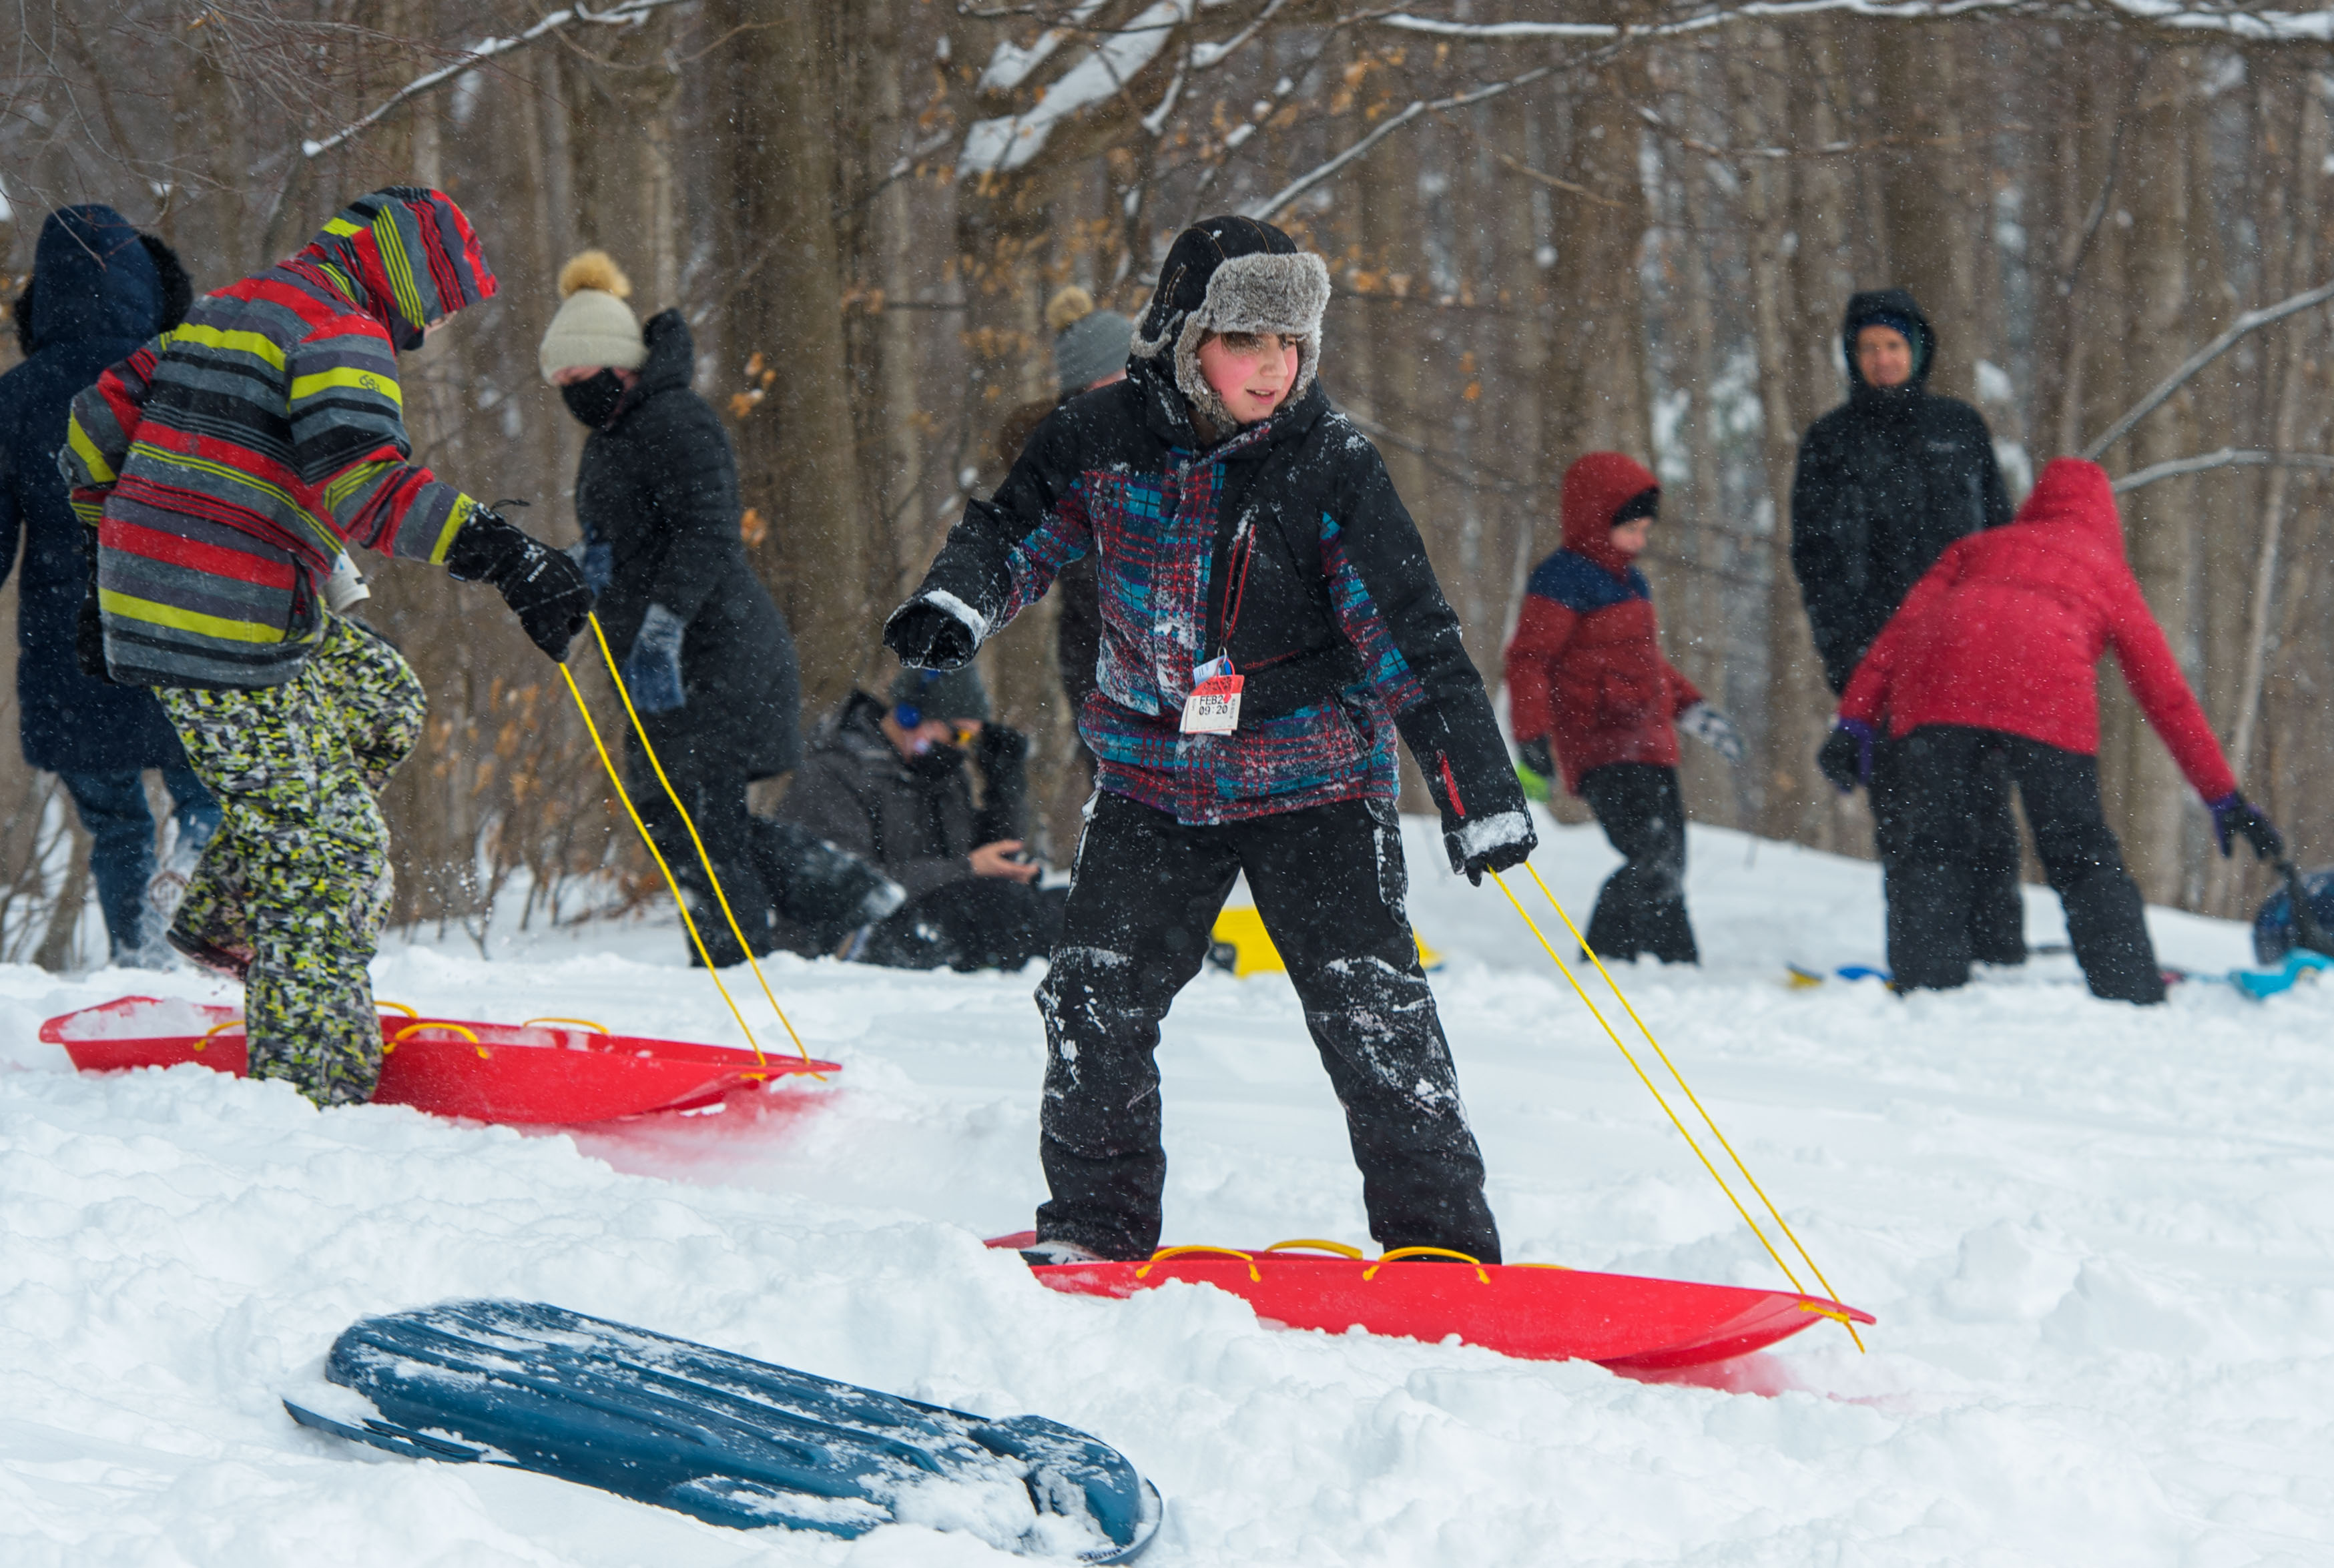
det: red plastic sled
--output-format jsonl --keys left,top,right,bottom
{"left": 43, "top": 996, "right": 839, "bottom": 1125}
{"left": 986, "top": 1233, "right": 1873, "bottom": 1370}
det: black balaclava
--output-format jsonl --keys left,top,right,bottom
{"left": 561, "top": 369, "right": 627, "bottom": 429}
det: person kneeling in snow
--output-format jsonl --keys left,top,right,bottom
{"left": 776, "top": 665, "right": 1061, "bottom": 971}
{"left": 1504, "top": 453, "right": 1741, "bottom": 964}
{"left": 1819, "top": 456, "right": 2283, "bottom": 1003}
{"left": 884, "top": 216, "right": 1533, "bottom": 1264}
{"left": 60, "top": 188, "right": 592, "bottom": 1106}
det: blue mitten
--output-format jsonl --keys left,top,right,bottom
{"left": 621, "top": 602, "right": 687, "bottom": 714}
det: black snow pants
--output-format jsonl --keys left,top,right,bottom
{"left": 1035, "top": 791, "right": 1500, "bottom": 1264}
{"left": 629, "top": 736, "right": 778, "bottom": 967}
{"left": 1578, "top": 763, "right": 1697, "bottom": 965}
{"left": 854, "top": 877, "right": 1069, "bottom": 972}
{"left": 1888, "top": 726, "right": 2162, "bottom": 1003}
{"left": 1872, "top": 731, "right": 2027, "bottom": 966}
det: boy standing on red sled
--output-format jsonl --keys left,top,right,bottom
{"left": 884, "top": 216, "right": 1533, "bottom": 1264}
{"left": 1822, "top": 456, "right": 2283, "bottom": 1002}
{"left": 1504, "top": 453, "right": 1741, "bottom": 964}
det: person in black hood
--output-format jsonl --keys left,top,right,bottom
{"left": 884, "top": 215, "right": 1530, "bottom": 1266}
{"left": 0, "top": 206, "right": 219, "bottom": 965}
{"left": 542, "top": 251, "right": 890, "bottom": 965}
{"left": 1791, "top": 288, "right": 2025, "bottom": 967}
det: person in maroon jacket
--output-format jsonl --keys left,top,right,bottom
{"left": 1505, "top": 452, "right": 1742, "bottom": 962}
{"left": 1822, "top": 457, "right": 2283, "bottom": 1002}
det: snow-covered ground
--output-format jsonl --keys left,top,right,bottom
{"left": 4, "top": 809, "right": 2330, "bottom": 1566}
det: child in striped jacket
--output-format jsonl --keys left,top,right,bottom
{"left": 59, "top": 187, "right": 591, "bottom": 1106}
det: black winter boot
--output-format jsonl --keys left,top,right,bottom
{"left": 1887, "top": 862, "right": 1974, "bottom": 991}
{"left": 2060, "top": 869, "right": 2166, "bottom": 1004}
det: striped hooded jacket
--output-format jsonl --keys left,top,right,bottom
{"left": 59, "top": 187, "right": 497, "bottom": 688}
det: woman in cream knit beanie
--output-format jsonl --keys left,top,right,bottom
{"left": 539, "top": 250, "right": 645, "bottom": 383}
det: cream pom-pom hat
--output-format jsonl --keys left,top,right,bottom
{"left": 537, "top": 250, "right": 645, "bottom": 381}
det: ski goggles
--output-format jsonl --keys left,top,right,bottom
{"left": 893, "top": 705, "right": 980, "bottom": 746}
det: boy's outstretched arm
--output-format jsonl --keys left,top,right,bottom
{"left": 886, "top": 414, "right": 1086, "bottom": 670}
{"left": 1326, "top": 433, "right": 1535, "bottom": 884}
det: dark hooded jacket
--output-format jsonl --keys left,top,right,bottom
{"left": 893, "top": 220, "right": 1529, "bottom": 873}
{"left": 1838, "top": 457, "right": 2236, "bottom": 801}
{"left": 1789, "top": 288, "right": 2013, "bottom": 695}
{"left": 576, "top": 309, "right": 800, "bottom": 778}
{"left": 1502, "top": 452, "right": 1702, "bottom": 795}
{"left": 61, "top": 187, "right": 498, "bottom": 689}
{"left": 0, "top": 206, "right": 191, "bottom": 770}
{"left": 776, "top": 691, "right": 1019, "bottom": 901}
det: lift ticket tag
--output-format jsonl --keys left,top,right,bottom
{"left": 1181, "top": 656, "right": 1244, "bottom": 734}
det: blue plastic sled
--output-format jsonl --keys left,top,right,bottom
{"left": 284, "top": 1300, "right": 1161, "bottom": 1562}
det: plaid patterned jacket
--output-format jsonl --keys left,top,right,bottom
{"left": 59, "top": 189, "right": 496, "bottom": 689}
{"left": 904, "top": 360, "right": 1529, "bottom": 871}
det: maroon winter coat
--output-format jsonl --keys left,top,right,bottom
{"left": 1838, "top": 457, "right": 2238, "bottom": 801}
{"left": 1503, "top": 452, "right": 1701, "bottom": 795}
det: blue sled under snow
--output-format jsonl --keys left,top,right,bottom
{"left": 1795, "top": 949, "right": 2332, "bottom": 1000}
{"left": 283, "top": 1300, "right": 1161, "bottom": 1562}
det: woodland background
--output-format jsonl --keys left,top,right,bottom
{"left": 5, "top": 0, "right": 2334, "bottom": 963}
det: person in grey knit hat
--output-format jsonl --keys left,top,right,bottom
{"left": 1049, "top": 286, "right": 1134, "bottom": 396}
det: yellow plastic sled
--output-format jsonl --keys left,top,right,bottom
{"left": 1209, "top": 905, "right": 1444, "bottom": 977}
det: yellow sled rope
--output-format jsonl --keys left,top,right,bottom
{"left": 1490, "top": 863, "right": 1860, "bottom": 1349}
{"left": 558, "top": 613, "right": 815, "bottom": 1074}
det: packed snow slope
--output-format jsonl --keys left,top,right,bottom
{"left": 4, "top": 809, "right": 2331, "bottom": 1567}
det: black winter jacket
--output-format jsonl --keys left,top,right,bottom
{"left": 0, "top": 206, "right": 192, "bottom": 773}
{"left": 577, "top": 310, "right": 800, "bottom": 777}
{"left": 900, "top": 354, "right": 1528, "bottom": 872}
{"left": 776, "top": 692, "right": 1022, "bottom": 899}
{"left": 1789, "top": 288, "right": 2013, "bottom": 694}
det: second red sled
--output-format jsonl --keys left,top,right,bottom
{"left": 43, "top": 996, "right": 838, "bottom": 1125}
{"left": 987, "top": 1234, "right": 1872, "bottom": 1370}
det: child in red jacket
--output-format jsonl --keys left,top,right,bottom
{"left": 1504, "top": 452, "right": 1741, "bottom": 963}
{"left": 1822, "top": 457, "right": 2283, "bottom": 1002}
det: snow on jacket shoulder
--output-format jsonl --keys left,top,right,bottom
{"left": 59, "top": 187, "right": 496, "bottom": 689}
{"left": 1503, "top": 452, "right": 1700, "bottom": 795}
{"left": 1839, "top": 456, "right": 2237, "bottom": 801}
{"left": 896, "top": 354, "right": 1526, "bottom": 872}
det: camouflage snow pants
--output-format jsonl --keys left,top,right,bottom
{"left": 159, "top": 617, "right": 426, "bottom": 1106}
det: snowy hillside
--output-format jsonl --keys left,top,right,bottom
{"left": 3, "top": 809, "right": 2329, "bottom": 1566}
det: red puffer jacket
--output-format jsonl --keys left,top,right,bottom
{"left": 1838, "top": 456, "right": 2237, "bottom": 801}
{"left": 1503, "top": 452, "right": 1701, "bottom": 795}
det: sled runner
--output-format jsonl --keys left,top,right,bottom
{"left": 987, "top": 1234, "right": 1872, "bottom": 1370}
{"left": 1207, "top": 904, "right": 1444, "bottom": 977}
{"left": 43, "top": 996, "right": 838, "bottom": 1123}
{"left": 283, "top": 1300, "right": 1160, "bottom": 1562}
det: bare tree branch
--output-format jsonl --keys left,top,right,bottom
{"left": 2108, "top": 448, "right": 2334, "bottom": 494}
{"left": 300, "top": 0, "right": 692, "bottom": 161}
{"left": 2084, "top": 276, "right": 2334, "bottom": 460}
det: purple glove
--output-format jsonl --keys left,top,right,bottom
{"left": 2208, "top": 791, "right": 2285, "bottom": 861}
{"left": 1817, "top": 719, "right": 1875, "bottom": 794}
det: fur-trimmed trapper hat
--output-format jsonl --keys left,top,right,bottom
{"left": 1132, "top": 216, "right": 1330, "bottom": 428}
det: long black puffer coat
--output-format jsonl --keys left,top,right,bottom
{"left": 577, "top": 309, "right": 800, "bottom": 777}
{"left": 0, "top": 205, "right": 193, "bottom": 773}
{"left": 1789, "top": 288, "right": 2014, "bottom": 695}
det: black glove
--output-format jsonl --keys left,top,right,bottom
{"left": 882, "top": 595, "right": 978, "bottom": 671}
{"left": 1452, "top": 813, "right": 1539, "bottom": 887}
{"left": 2209, "top": 791, "right": 2285, "bottom": 861}
{"left": 75, "top": 546, "right": 113, "bottom": 683}
{"left": 445, "top": 506, "right": 593, "bottom": 663}
{"left": 1516, "top": 736, "right": 1553, "bottom": 780}
{"left": 1817, "top": 721, "right": 1875, "bottom": 794}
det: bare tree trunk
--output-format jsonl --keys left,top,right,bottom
{"left": 721, "top": 0, "right": 872, "bottom": 719}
